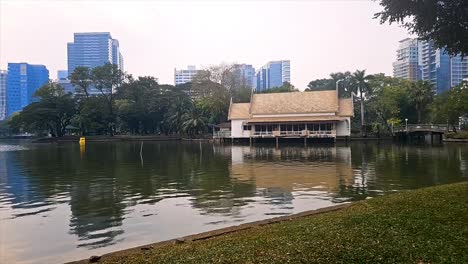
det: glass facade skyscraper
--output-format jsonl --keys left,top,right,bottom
{"left": 450, "top": 56, "right": 468, "bottom": 87}
{"left": 67, "top": 32, "right": 123, "bottom": 75}
{"left": 6, "top": 63, "right": 49, "bottom": 117}
{"left": 232, "top": 64, "right": 256, "bottom": 88}
{"left": 418, "top": 40, "right": 468, "bottom": 94}
{"left": 418, "top": 41, "right": 451, "bottom": 94}
{"left": 0, "top": 70, "right": 7, "bottom": 120}
{"left": 255, "top": 60, "right": 290, "bottom": 92}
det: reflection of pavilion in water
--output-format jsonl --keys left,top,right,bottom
{"left": 216, "top": 145, "right": 355, "bottom": 203}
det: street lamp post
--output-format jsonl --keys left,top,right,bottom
{"left": 336, "top": 79, "right": 343, "bottom": 93}
{"left": 405, "top": 118, "right": 408, "bottom": 132}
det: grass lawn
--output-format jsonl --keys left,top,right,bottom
{"left": 99, "top": 182, "right": 468, "bottom": 264}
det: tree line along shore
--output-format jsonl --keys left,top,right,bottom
{"left": 0, "top": 63, "right": 467, "bottom": 139}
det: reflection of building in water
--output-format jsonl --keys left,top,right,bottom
{"left": 229, "top": 146, "right": 354, "bottom": 194}
{"left": 69, "top": 181, "right": 125, "bottom": 249}
{"left": 0, "top": 151, "right": 40, "bottom": 208}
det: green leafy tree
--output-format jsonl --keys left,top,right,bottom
{"left": 430, "top": 81, "right": 468, "bottom": 131}
{"left": 76, "top": 96, "right": 111, "bottom": 135}
{"left": 375, "top": 0, "right": 468, "bottom": 56}
{"left": 408, "top": 80, "right": 434, "bottom": 123}
{"left": 367, "top": 84, "right": 409, "bottom": 132}
{"left": 91, "top": 63, "right": 128, "bottom": 135}
{"left": 306, "top": 72, "right": 352, "bottom": 97}
{"left": 69, "top": 66, "right": 92, "bottom": 98}
{"left": 258, "top": 82, "right": 298, "bottom": 94}
{"left": 9, "top": 82, "right": 76, "bottom": 137}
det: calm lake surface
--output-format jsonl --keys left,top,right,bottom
{"left": 0, "top": 140, "right": 467, "bottom": 263}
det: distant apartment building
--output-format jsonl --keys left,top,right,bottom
{"left": 67, "top": 32, "right": 123, "bottom": 75}
{"left": 0, "top": 70, "right": 7, "bottom": 120}
{"left": 393, "top": 38, "right": 419, "bottom": 81}
{"left": 255, "top": 60, "right": 290, "bottom": 92}
{"left": 6, "top": 63, "right": 49, "bottom": 117}
{"left": 232, "top": 64, "right": 256, "bottom": 88}
{"left": 57, "top": 70, "right": 68, "bottom": 80}
{"left": 174, "top": 65, "right": 203, "bottom": 85}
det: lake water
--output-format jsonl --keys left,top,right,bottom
{"left": 0, "top": 140, "right": 467, "bottom": 263}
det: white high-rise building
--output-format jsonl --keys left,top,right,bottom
{"left": 174, "top": 65, "right": 203, "bottom": 85}
{"left": 0, "top": 70, "right": 7, "bottom": 120}
{"left": 393, "top": 38, "right": 419, "bottom": 81}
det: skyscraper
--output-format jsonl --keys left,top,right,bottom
{"left": 418, "top": 40, "right": 468, "bottom": 94}
{"left": 450, "top": 56, "right": 468, "bottom": 87}
{"left": 0, "top": 70, "right": 7, "bottom": 120}
{"left": 67, "top": 32, "right": 123, "bottom": 75}
{"left": 393, "top": 38, "right": 419, "bottom": 81}
{"left": 232, "top": 64, "right": 256, "bottom": 88}
{"left": 418, "top": 40, "right": 451, "bottom": 94}
{"left": 255, "top": 60, "right": 291, "bottom": 92}
{"left": 174, "top": 65, "right": 203, "bottom": 85}
{"left": 6, "top": 63, "right": 49, "bottom": 117}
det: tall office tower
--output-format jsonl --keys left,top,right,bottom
{"left": 67, "top": 32, "right": 123, "bottom": 75}
{"left": 174, "top": 65, "right": 203, "bottom": 85}
{"left": 450, "top": 56, "right": 468, "bottom": 87}
{"left": 393, "top": 38, "right": 419, "bottom": 80}
{"left": 6, "top": 63, "right": 49, "bottom": 117}
{"left": 232, "top": 64, "right": 256, "bottom": 88}
{"left": 255, "top": 60, "right": 291, "bottom": 92}
{"left": 418, "top": 40, "right": 451, "bottom": 94}
{"left": 418, "top": 40, "right": 468, "bottom": 93}
{"left": 0, "top": 70, "right": 7, "bottom": 120}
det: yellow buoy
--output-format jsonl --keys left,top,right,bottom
{"left": 79, "top": 137, "right": 86, "bottom": 145}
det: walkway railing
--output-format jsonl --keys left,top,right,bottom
{"left": 213, "top": 131, "right": 231, "bottom": 138}
{"left": 393, "top": 124, "right": 457, "bottom": 133}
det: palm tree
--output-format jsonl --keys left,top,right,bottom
{"left": 351, "top": 70, "right": 372, "bottom": 137}
{"left": 165, "top": 95, "right": 192, "bottom": 134}
{"left": 181, "top": 107, "right": 208, "bottom": 137}
{"left": 409, "top": 80, "right": 434, "bottom": 123}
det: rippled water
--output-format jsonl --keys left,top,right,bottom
{"left": 0, "top": 140, "right": 467, "bottom": 263}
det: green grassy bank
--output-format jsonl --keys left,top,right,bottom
{"left": 98, "top": 183, "right": 468, "bottom": 264}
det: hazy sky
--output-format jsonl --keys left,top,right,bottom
{"left": 0, "top": 0, "right": 410, "bottom": 89}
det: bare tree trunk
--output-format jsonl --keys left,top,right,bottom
{"left": 417, "top": 109, "right": 421, "bottom": 124}
{"left": 360, "top": 92, "right": 366, "bottom": 137}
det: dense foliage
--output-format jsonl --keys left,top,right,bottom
{"left": 9, "top": 63, "right": 255, "bottom": 137}
{"left": 256, "top": 82, "right": 298, "bottom": 94}
{"left": 307, "top": 71, "right": 468, "bottom": 136}
{"left": 8, "top": 62, "right": 468, "bottom": 138}
{"left": 375, "top": 0, "right": 468, "bottom": 56}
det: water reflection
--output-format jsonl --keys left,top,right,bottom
{"left": 0, "top": 141, "right": 467, "bottom": 264}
